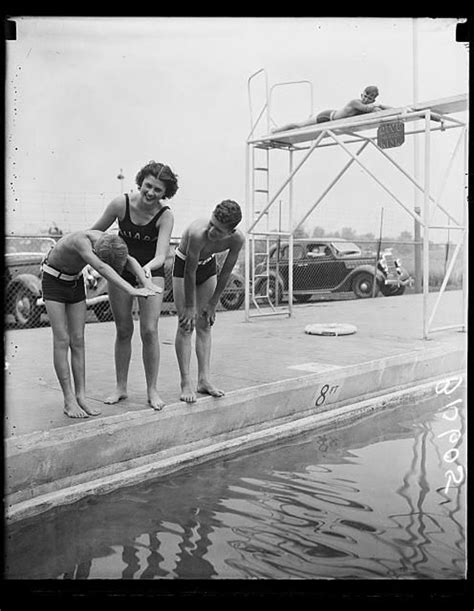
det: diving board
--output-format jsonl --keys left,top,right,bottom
{"left": 254, "top": 94, "right": 467, "bottom": 146}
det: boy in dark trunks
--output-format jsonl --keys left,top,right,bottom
{"left": 273, "top": 86, "right": 391, "bottom": 132}
{"left": 42, "top": 230, "right": 159, "bottom": 418}
{"left": 315, "top": 85, "right": 391, "bottom": 123}
{"left": 172, "top": 200, "right": 244, "bottom": 403}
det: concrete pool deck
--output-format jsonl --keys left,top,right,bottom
{"left": 5, "top": 291, "right": 466, "bottom": 522}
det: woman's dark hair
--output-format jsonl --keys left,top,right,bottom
{"left": 135, "top": 161, "right": 179, "bottom": 199}
{"left": 213, "top": 200, "right": 242, "bottom": 229}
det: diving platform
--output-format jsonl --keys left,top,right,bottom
{"left": 251, "top": 94, "right": 468, "bottom": 147}
{"left": 244, "top": 68, "right": 468, "bottom": 339}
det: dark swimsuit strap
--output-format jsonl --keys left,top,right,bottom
{"left": 123, "top": 193, "right": 169, "bottom": 227}
{"left": 149, "top": 205, "right": 170, "bottom": 226}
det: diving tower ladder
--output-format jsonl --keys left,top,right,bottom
{"left": 245, "top": 68, "right": 314, "bottom": 320}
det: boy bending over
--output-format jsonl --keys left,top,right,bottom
{"left": 172, "top": 200, "right": 244, "bottom": 403}
{"left": 41, "top": 230, "right": 160, "bottom": 418}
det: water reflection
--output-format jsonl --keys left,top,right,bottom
{"left": 6, "top": 385, "right": 466, "bottom": 580}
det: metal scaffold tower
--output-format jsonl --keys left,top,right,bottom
{"left": 244, "top": 68, "right": 468, "bottom": 339}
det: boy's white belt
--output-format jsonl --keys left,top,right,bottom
{"left": 42, "top": 262, "right": 83, "bottom": 282}
{"left": 175, "top": 247, "right": 215, "bottom": 266}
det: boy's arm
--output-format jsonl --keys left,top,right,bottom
{"left": 208, "top": 232, "right": 245, "bottom": 308}
{"left": 143, "top": 209, "right": 174, "bottom": 274}
{"left": 183, "top": 233, "right": 201, "bottom": 309}
{"left": 90, "top": 196, "right": 122, "bottom": 231}
{"left": 75, "top": 236, "right": 158, "bottom": 297}
{"left": 350, "top": 99, "right": 379, "bottom": 114}
{"left": 124, "top": 255, "right": 163, "bottom": 292}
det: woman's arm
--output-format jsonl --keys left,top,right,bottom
{"left": 90, "top": 196, "right": 123, "bottom": 231}
{"left": 143, "top": 209, "right": 174, "bottom": 274}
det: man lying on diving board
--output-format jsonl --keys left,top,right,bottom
{"left": 271, "top": 85, "right": 443, "bottom": 133}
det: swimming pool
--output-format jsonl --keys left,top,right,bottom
{"left": 5, "top": 379, "right": 466, "bottom": 580}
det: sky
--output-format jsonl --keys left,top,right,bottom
{"left": 5, "top": 17, "right": 469, "bottom": 241}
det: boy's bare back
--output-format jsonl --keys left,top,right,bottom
{"left": 46, "top": 230, "right": 101, "bottom": 274}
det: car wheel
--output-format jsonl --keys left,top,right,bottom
{"left": 294, "top": 294, "right": 312, "bottom": 304}
{"left": 352, "top": 272, "right": 379, "bottom": 298}
{"left": 12, "top": 287, "right": 41, "bottom": 327}
{"left": 220, "top": 277, "right": 245, "bottom": 310}
{"left": 93, "top": 303, "right": 114, "bottom": 322}
{"left": 255, "top": 277, "right": 283, "bottom": 306}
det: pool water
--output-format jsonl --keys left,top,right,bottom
{"left": 6, "top": 382, "right": 466, "bottom": 580}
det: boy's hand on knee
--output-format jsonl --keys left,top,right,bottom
{"left": 201, "top": 305, "right": 216, "bottom": 326}
{"left": 179, "top": 307, "right": 196, "bottom": 332}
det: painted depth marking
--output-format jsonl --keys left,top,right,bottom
{"left": 288, "top": 362, "right": 341, "bottom": 373}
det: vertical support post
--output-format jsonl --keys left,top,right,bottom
{"left": 423, "top": 110, "right": 431, "bottom": 339}
{"left": 462, "top": 126, "right": 468, "bottom": 332}
{"left": 413, "top": 18, "right": 422, "bottom": 293}
{"left": 244, "top": 143, "right": 251, "bottom": 321}
{"left": 288, "top": 148, "right": 294, "bottom": 317}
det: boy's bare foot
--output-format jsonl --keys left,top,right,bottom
{"left": 148, "top": 389, "right": 165, "bottom": 411}
{"left": 197, "top": 380, "right": 225, "bottom": 397}
{"left": 77, "top": 396, "right": 101, "bottom": 416}
{"left": 64, "top": 400, "right": 89, "bottom": 419}
{"left": 180, "top": 383, "right": 197, "bottom": 403}
{"left": 104, "top": 390, "right": 128, "bottom": 404}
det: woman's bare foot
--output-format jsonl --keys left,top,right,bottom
{"left": 104, "top": 389, "right": 128, "bottom": 404}
{"left": 148, "top": 389, "right": 165, "bottom": 411}
{"left": 180, "top": 383, "right": 197, "bottom": 403}
{"left": 77, "top": 396, "right": 101, "bottom": 416}
{"left": 64, "top": 399, "right": 89, "bottom": 419}
{"left": 197, "top": 380, "right": 225, "bottom": 397}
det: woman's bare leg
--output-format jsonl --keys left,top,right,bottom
{"left": 105, "top": 282, "right": 134, "bottom": 404}
{"left": 138, "top": 276, "right": 165, "bottom": 410}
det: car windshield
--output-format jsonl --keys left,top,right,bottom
{"left": 331, "top": 242, "right": 361, "bottom": 255}
{"left": 5, "top": 236, "right": 56, "bottom": 254}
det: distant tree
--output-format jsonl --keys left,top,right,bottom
{"left": 341, "top": 227, "right": 356, "bottom": 240}
{"left": 294, "top": 226, "right": 309, "bottom": 239}
{"left": 398, "top": 230, "right": 413, "bottom": 242}
{"left": 311, "top": 226, "right": 325, "bottom": 237}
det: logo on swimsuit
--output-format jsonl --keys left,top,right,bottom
{"left": 119, "top": 231, "right": 157, "bottom": 241}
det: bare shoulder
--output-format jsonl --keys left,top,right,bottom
{"left": 74, "top": 230, "right": 96, "bottom": 250}
{"left": 188, "top": 219, "right": 208, "bottom": 241}
{"left": 231, "top": 228, "right": 245, "bottom": 247}
{"left": 110, "top": 194, "right": 127, "bottom": 214}
{"left": 159, "top": 206, "right": 174, "bottom": 222}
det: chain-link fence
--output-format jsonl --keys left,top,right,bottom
{"left": 249, "top": 236, "right": 465, "bottom": 310}
{"left": 5, "top": 236, "right": 245, "bottom": 329}
{"left": 5, "top": 233, "right": 464, "bottom": 329}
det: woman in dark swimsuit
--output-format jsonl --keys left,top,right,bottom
{"left": 91, "top": 160, "right": 179, "bottom": 410}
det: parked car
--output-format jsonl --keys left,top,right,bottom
{"left": 5, "top": 237, "right": 54, "bottom": 327}
{"left": 253, "top": 238, "right": 413, "bottom": 304}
